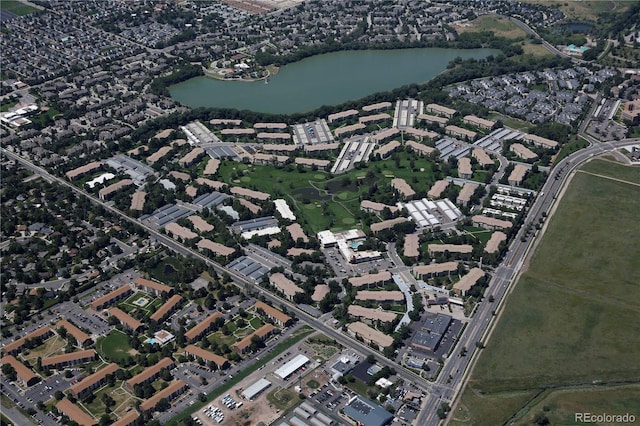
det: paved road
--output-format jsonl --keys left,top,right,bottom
{"left": 416, "top": 138, "right": 640, "bottom": 426}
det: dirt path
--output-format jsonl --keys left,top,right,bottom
{"left": 576, "top": 169, "right": 640, "bottom": 187}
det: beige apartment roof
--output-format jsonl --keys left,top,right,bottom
{"left": 375, "top": 140, "right": 401, "bottom": 157}
{"left": 510, "top": 143, "right": 537, "bottom": 160}
{"left": 203, "top": 158, "right": 220, "bottom": 175}
{"left": 286, "top": 223, "right": 308, "bottom": 242}
{"left": 210, "top": 118, "right": 242, "bottom": 126}
{"left": 391, "top": 178, "right": 416, "bottom": 198}
{"left": 508, "top": 164, "right": 529, "bottom": 185}
{"left": 99, "top": 179, "right": 133, "bottom": 199}
{"left": 464, "top": 115, "right": 495, "bottom": 129}
{"left": 130, "top": 191, "right": 146, "bottom": 211}
{"left": 134, "top": 277, "right": 171, "bottom": 294}
{"left": 254, "top": 122, "right": 288, "bottom": 129}
{"left": 311, "top": 284, "right": 330, "bottom": 302}
{"left": 418, "top": 114, "right": 448, "bottom": 124}
{"left": 371, "top": 127, "right": 400, "bottom": 142}
{"left": 523, "top": 133, "right": 558, "bottom": 149}
{"left": 454, "top": 268, "right": 484, "bottom": 294}
{"left": 184, "top": 345, "right": 228, "bottom": 366}
{"left": 188, "top": 215, "right": 214, "bottom": 232}
{"left": 446, "top": 125, "right": 477, "bottom": 139}
{"left": 349, "top": 271, "right": 392, "bottom": 288}
{"left": 472, "top": 215, "right": 513, "bottom": 229}
{"left": 328, "top": 109, "right": 359, "bottom": 122}
{"left": 253, "top": 301, "right": 291, "bottom": 325}
{"left": 185, "top": 185, "right": 197, "bottom": 198}
{"left": 404, "top": 233, "right": 420, "bottom": 258}
{"left": 42, "top": 350, "right": 96, "bottom": 368}
{"left": 185, "top": 312, "right": 223, "bottom": 341}
{"left": 347, "top": 322, "right": 393, "bottom": 348}
{"left": 458, "top": 157, "right": 472, "bottom": 177}
{"left": 253, "top": 153, "right": 289, "bottom": 163}
{"left": 127, "top": 145, "right": 148, "bottom": 156}
{"left": 230, "top": 186, "right": 270, "bottom": 201}
{"left": 109, "top": 307, "right": 142, "bottom": 331}
{"left": 413, "top": 261, "right": 459, "bottom": 277}
{"left": 472, "top": 147, "right": 493, "bottom": 167}
{"left": 428, "top": 244, "right": 473, "bottom": 254}
{"left": 56, "top": 319, "right": 91, "bottom": 345}
{"left": 405, "top": 127, "right": 438, "bottom": 140}
{"left": 485, "top": 231, "right": 507, "bottom": 253}
{"left": 406, "top": 140, "right": 436, "bottom": 156}
{"left": 146, "top": 146, "right": 173, "bottom": 164}
{"left": 334, "top": 123, "right": 366, "bottom": 137}
{"left": 360, "top": 200, "right": 398, "bottom": 213}
{"left": 428, "top": 180, "right": 449, "bottom": 199}
{"left": 90, "top": 286, "right": 131, "bottom": 310}
{"left": 426, "top": 103, "right": 457, "bottom": 116}
{"left": 1, "top": 355, "right": 38, "bottom": 384}
{"left": 165, "top": 222, "right": 198, "bottom": 240}
{"left": 154, "top": 129, "right": 173, "bottom": 139}
{"left": 56, "top": 399, "right": 97, "bottom": 426}
{"left": 178, "top": 147, "right": 204, "bottom": 166}
{"left": 140, "top": 380, "right": 186, "bottom": 412}
{"left": 359, "top": 113, "right": 391, "bottom": 124}
{"left": 257, "top": 132, "right": 291, "bottom": 141}
{"left": 66, "top": 161, "right": 101, "bottom": 180}
{"left": 169, "top": 171, "right": 190, "bottom": 182}
{"left": 70, "top": 363, "right": 119, "bottom": 396}
{"left": 348, "top": 305, "right": 397, "bottom": 323}
{"left": 221, "top": 128, "right": 255, "bottom": 135}
{"left": 262, "top": 144, "right": 297, "bottom": 152}
{"left": 457, "top": 182, "right": 478, "bottom": 203}
{"left": 294, "top": 157, "right": 331, "bottom": 168}
{"left": 287, "top": 248, "right": 315, "bottom": 256}
{"left": 150, "top": 294, "right": 183, "bottom": 322}
{"left": 269, "top": 273, "right": 303, "bottom": 299}
{"left": 173, "top": 139, "right": 188, "bottom": 147}
{"left": 304, "top": 143, "right": 340, "bottom": 152}
{"left": 196, "top": 178, "right": 225, "bottom": 190}
{"left": 370, "top": 217, "right": 409, "bottom": 233}
{"left": 126, "top": 357, "right": 174, "bottom": 388}
{"left": 362, "top": 101, "right": 392, "bottom": 112}
{"left": 197, "top": 239, "right": 235, "bottom": 257}
{"left": 355, "top": 290, "right": 404, "bottom": 302}
{"left": 238, "top": 198, "right": 261, "bottom": 214}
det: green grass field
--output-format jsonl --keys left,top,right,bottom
{"left": 456, "top": 15, "right": 528, "bottom": 39}
{"left": 97, "top": 330, "right": 134, "bottom": 363}
{"left": 453, "top": 159, "right": 640, "bottom": 425}
{"left": 216, "top": 152, "right": 439, "bottom": 233}
{"left": 0, "top": 0, "right": 38, "bottom": 15}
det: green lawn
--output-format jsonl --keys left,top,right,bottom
{"left": 216, "top": 152, "right": 439, "bottom": 233}
{"left": 97, "top": 330, "right": 134, "bottom": 363}
{"left": 456, "top": 15, "right": 528, "bottom": 39}
{"left": 457, "top": 159, "right": 640, "bottom": 425}
{"left": 0, "top": 0, "right": 38, "bottom": 15}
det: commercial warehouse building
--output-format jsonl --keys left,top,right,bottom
{"left": 241, "top": 378, "right": 272, "bottom": 400}
{"left": 274, "top": 354, "right": 310, "bottom": 380}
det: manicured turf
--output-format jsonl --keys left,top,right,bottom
{"left": 0, "top": 0, "right": 38, "bottom": 15}
{"left": 216, "top": 152, "right": 440, "bottom": 233}
{"left": 98, "top": 330, "right": 134, "bottom": 363}
{"left": 456, "top": 160, "right": 640, "bottom": 425}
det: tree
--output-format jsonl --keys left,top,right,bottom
{"left": 1, "top": 363, "right": 17, "bottom": 382}
{"left": 54, "top": 390, "right": 64, "bottom": 400}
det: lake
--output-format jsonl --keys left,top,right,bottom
{"left": 169, "top": 48, "right": 496, "bottom": 114}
